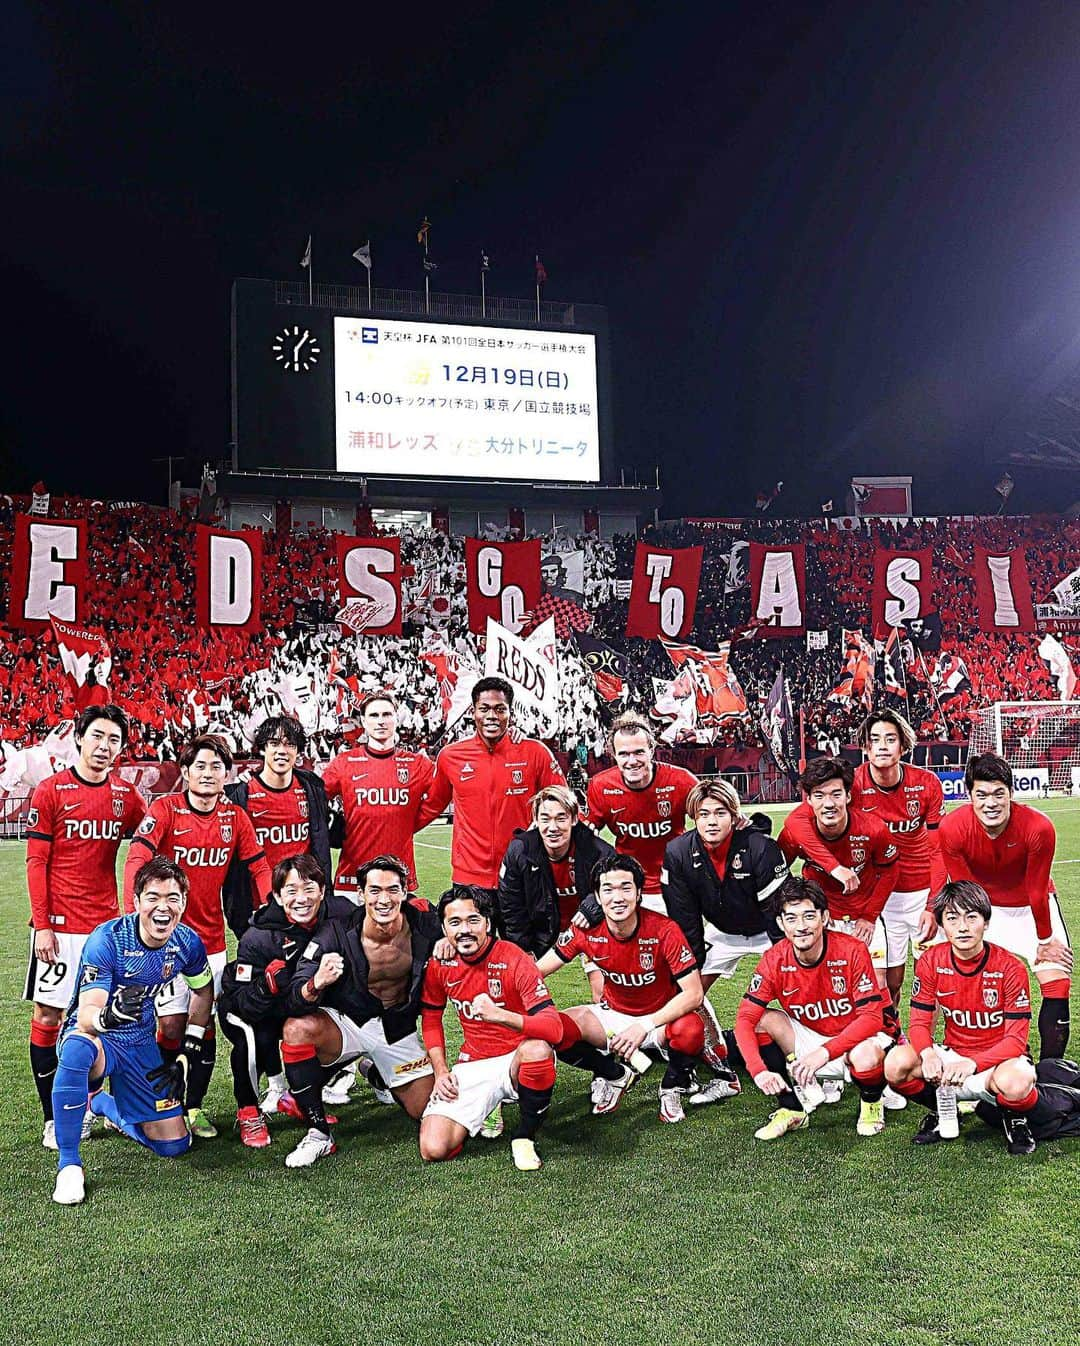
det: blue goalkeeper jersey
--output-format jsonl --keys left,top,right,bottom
{"left": 62, "top": 914, "right": 211, "bottom": 1045}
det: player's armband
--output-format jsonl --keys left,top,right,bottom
{"left": 183, "top": 965, "right": 214, "bottom": 990}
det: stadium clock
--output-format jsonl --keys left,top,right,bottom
{"left": 272, "top": 326, "right": 321, "bottom": 372}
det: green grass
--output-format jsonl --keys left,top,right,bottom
{"left": 1, "top": 803, "right": 1078, "bottom": 1346}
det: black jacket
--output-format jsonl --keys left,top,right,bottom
{"left": 218, "top": 890, "right": 357, "bottom": 1023}
{"left": 287, "top": 898, "right": 442, "bottom": 1045}
{"left": 661, "top": 820, "right": 790, "bottom": 967}
{"left": 222, "top": 767, "right": 332, "bottom": 938}
{"left": 499, "top": 822, "right": 616, "bottom": 958}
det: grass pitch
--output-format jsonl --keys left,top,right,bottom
{"left": 1, "top": 803, "right": 1078, "bottom": 1346}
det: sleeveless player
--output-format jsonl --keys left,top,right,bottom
{"left": 321, "top": 693, "right": 435, "bottom": 896}
{"left": 419, "top": 887, "right": 561, "bottom": 1171}
{"left": 938, "top": 753, "right": 1072, "bottom": 1060}
{"left": 538, "top": 854, "right": 705, "bottom": 1123}
{"left": 50, "top": 858, "right": 213, "bottom": 1204}
{"left": 122, "top": 735, "right": 271, "bottom": 1138}
{"left": 886, "top": 880, "right": 1051, "bottom": 1155}
{"left": 24, "top": 704, "right": 145, "bottom": 1150}
{"left": 734, "top": 877, "right": 895, "bottom": 1141}
{"left": 417, "top": 678, "right": 566, "bottom": 899}
{"left": 223, "top": 715, "right": 331, "bottom": 934}
{"left": 279, "top": 856, "right": 441, "bottom": 1167}
{"left": 584, "top": 712, "right": 697, "bottom": 913}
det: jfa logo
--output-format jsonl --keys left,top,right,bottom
{"left": 362, "top": 327, "right": 379, "bottom": 343}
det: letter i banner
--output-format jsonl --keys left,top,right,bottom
{"left": 870, "top": 548, "right": 933, "bottom": 638}
{"left": 6, "top": 514, "right": 88, "bottom": 629}
{"left": 195, "top": 525, "right": 263, "bottom": 633}
{"left": 973, "top": 546, "right": 1036, "bottom": 632}
{"left": 336, "top": 536, "right": 403, "bottom": 635}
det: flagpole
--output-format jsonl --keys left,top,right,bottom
{"left": 423, "top": 225, "right": 430, "bottom": 315}
{"left": 481, "top": 268, "right": 486, "bottom": 318}
{"left": 917, "top": 648, "right": 952, "bottom": 739}
{"left": 535, "top": 281, "right": 540, "bottom": 323}
{"left": 308, "top": 238, "right": 313, "bottom": 305}
{"left": 367, "top": 264, "right": 372, "bottom": 312}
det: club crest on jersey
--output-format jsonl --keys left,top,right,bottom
{"left": 906, "top": 798, "right": 920, "bottom": 818}
{"left": 831, "top": 974, "right": 846, "bottom": 995}
{"left": 983, "top": 986, "right": 999, "bottom": 1009}
{"left": 220, "top": 822, "right": 233, "bottom": 843}
{"left": 161, "top": 958, "right": 175, "bottom": 980}
{"left": 512, "top": 769, "right": 523, "bottom": 785}
{"left": 113, "top": 796, "right": 125, "bottom": 818}
{"left": 397, "top": 765, "right": 410, "bottom": 784}
{"left": 137, "top": 816, "right": 156, "bottom": 836}
{"left": 748, "top": 972, "right": 763, "bottom": 995}
{"left": 640, "top": 950, "right": 654, "bottom": 971}
{"left": 488, "top": 977, "right": 503, "bottom": 999}
{"left": 298, "top": 796, "right": 309, "bottom": 818}
{"left": 850, "top": 845, "right": 865, "bottom": 865}
{"left": 732, "top": 853, "right": 742, "bottom": 871}
{"left": 557, "top": 928, "right": 574, "bottom": 947}
{"left": 657, "top": 799, "right": 671, "bottom": 818}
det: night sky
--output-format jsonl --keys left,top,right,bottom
{"left": 6, "top": 2, "right": 1080, "bottom": 518}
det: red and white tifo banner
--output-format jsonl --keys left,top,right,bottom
{"left": 336, "top": 536, "right": 403, "bottom": 635}
{"left": 748, "top": 543, "right": 805, "bottom": 637}
{"left": 194, "top": 525, "right": 263, "bottom": 633}
{"left": 870, "top": 548, "right": 933, "bottom": 637}
{"left": 6, "top": 514, "right": 88, "bottom": 629}
{"left": 973, "top": 545, "right": 1036, "bottom": 632}
{"left": 464, "top": 538, "right": 541, "bottom": 634}
{"left": 625, "top": 544, "right": 702, "bottom": 640}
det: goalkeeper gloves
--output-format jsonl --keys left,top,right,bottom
{"left": 145, "top": 1032, "right": 207, "bottom": 1107}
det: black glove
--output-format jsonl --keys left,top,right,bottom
{"left": 145, "top": 1032, "right": 206, "bottom": 1106}
{"left": 100, "top": 983, "right": 148, "bottom": 1031}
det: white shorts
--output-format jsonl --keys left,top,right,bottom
{"left": 988, "top": 898, "right": 1071, "bottom": 975}
{"left": 320, "top": 1008, "right": 433, "bottom": 1088}
{"left": 933, "top": 1045, "right": 996, "bottom": 1103}
{"left": 642, "top": 892, "right": 667, "bottom": 916}
{"left": 787, "top": 1016, "right": 894, "bottom": 1082}
{"left": 422, "top": 1051, "right": 519, "bottom": 1136}
{"left": 156, "top": 950, "right": 227, "bottom": 1016}
{"left": 702, "top": 923, "right": 772, "bottom": 979}
{"left": 583, "top": 1003, "right": 668, "bottom": 1054}
{"left": 24, "top": 930, "right": 90, "bottom": 1009}
{"left": 831, "top": 916, "right": 888, "bottom": 971}
{"left": 882, "top": 888, "right": 933, "bottom": 966}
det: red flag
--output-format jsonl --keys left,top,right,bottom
{"left": 464, "top": 538, "right": 541, "bottom": 634}
{"left": 870, "top": 548, "right": 933, "bottom": 638}
{"left": 973, "top": 546, "right": 1036, "bottom": 632}
{"left": 6, "top": 514, "right": 88, "bottom": 629}
{"left": 194, "top": 525, "right": 263, "bottom": 633}
{"left": 336, "top": 537, "right": 403, "bottom": 635}
{"left": 625, "top": 544, "right": 702, "bottom": 639}
{"left": 748, "top": 543, "right": 806, "bottom": 637}
{"left": 663, "top": 641, "right": 747, "bottom": 722}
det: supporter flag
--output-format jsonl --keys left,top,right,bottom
{"left": 1050, "top": 563, "right": 1080, "bottom": 613}
{"left": 931, "top": 651, "right": 971, "bottom": 700}
{"left": 651, "top": 670, "right": 698, "bottom": 744}
{"left": 7, "top": 514, "right": 88, "bottom": 629}
{"left": 723, "top": 541, "right": 750, "bottom": 593}
{"left": 973, "top": 546, "right": 1036, "bottom": 632}
{"left": 421, "top": 637, "right": 479, "bottom": 729}
{"left": 870, "top": 548, "right": 933, "bottom": 637}
{"left": 873, "top": 627, "right": 907, "bottom": 696}
{"left": 575, "top": 634, "right": 628, "bottom": 703}
{"left": 520, "top": 548, "right": 593, "bottom": 638}
{"left": 336, "top": 537, "right": 403, "bottom": 635}
{"left": 662, "top": 641, "right": 748, "bottom": 724}
{"left": 995, "top": 471, "right": 1015, "bottom": 502}
{"left": 906, "top": 611, "right": 942, "bottom": 653}
{"left": 194, "top": 525, "right": 263, "bottom": 634}
{"left": 761, "top": 669, "right": 798, "bottom": 774}
{"left": 465, "top": 537, "right": 541, "bottom": 634}
{"left": 535, "top": 255, "right": 548, "bottom": 287}
{"left": 484, "top": 617, "right": 559, "bottom": 732}
{"left": 417, "top": 217, "right": 431, "bottom": 245}
{"left": 49, "top": 617, "right": 112, "bottom": 711}
{"left": 300, "top": 235, "right": 312, "bottom": 268}
{"left": 30, "top": 482, "right": 50, "bottom": 516}
{"left": 850, "top": 476, "right": 911, "bottom": 516}
{"left": 820, "top": 500, "right": 833, "bottom": 515}
{"left": 830, "top": 629, "right": 875, "bottom": 707}
{"left": 748, "top": 542, "right": 806, "bottom": 637}
{"left": 755, "top": 482, "right": 783, "bottom": 512}
{"left": 352, "top": 241, "right": 372, "bottom": 270}
{"left": 625, "top": 543, "right": 702, "bottom": 639}
{"left": 0, "top": 721, "right": 79, "bottom": 794}
{"left": 1038, "top": 634, "right": 1078, "bottom": 701}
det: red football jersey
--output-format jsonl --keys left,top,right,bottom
{"left": 322, "top": 744, "right": 435, "bottom": 890}
{"left": 417, "top": 734, "right": 566, "bottom": 887}
{"left": 584, "top": 763, "right": 697, "bottom": 894}
{"left": 25, "top": 768, "right": 145, "bottom": 934}
{"left": 548, "top": 851, "right": 579, "bottom": 929}
{"left": 123, "top": 794, "right": 269, "bottom": 955}
{"left": 909, "top": 941, "right": 1031, "bottom": 1070}
{"left": 938, "top": 803, "right": 1056, "bottom": 939}
{"left": 852, "top": 762, "right": 945, "bottom": 892}
{"left": 242, "top": 775, "right": 312, "bottom": 870}
{"left": 778, "top": 803, "right": 899, "bottom": 922}
{"left": 420, "top": 937, "right": 554, "bottom": 1062}
{"left": 552, "top": 906, "right": 697, "bottom": 1015}
{"left": 734, "top": 929, "right": 887, "bottom": 1076}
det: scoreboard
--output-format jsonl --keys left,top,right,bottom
{"left": 231, "top": 279, "right": 610, "bottom": 484}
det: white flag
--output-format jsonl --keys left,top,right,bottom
{"left": 1038, "top": 634, "right": 1078, "bottom": 701}
{"left": 300, "top": 235, "right": 312, "bottom": 268}
{"left": 483, "top": 617, "right": 559, "bottom": 731}
{"left": 352, "top": 241, "right": 372, "bottom": 270}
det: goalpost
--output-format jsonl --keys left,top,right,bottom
{"left": 967, "top": 700, "right": 1080, "bottom": 795}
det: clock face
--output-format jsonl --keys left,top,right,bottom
{"left": 272, "top": 325, "right": 321, "bottom": 372}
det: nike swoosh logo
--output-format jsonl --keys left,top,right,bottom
{"left": 174, "top": 829, "right": 192, "bottom": 835}
{"left": 251, "top": 810, "right": 270, "bottom": 818}
{"left": 35, "top": 1071, "right": 56, "bottom": 1079}
{"left": 63, "top": 803, "right": 80, "bottom": 811}
{"left": 610, "top": 807, "right": 626, "bottom": 814}
{"left": 63, "top": 1102, "right": 85, "bottom": 1110}
{"left": 782, "top": 988, "right": 799, "bottom": 995}
{"left": 861, "top": 806, "right": 876, "bottom": 812}
{"left": 937, "top": 990, "right": 955, "bottom": 997}
{"left": 692, "top": 860, "right": 703, "bottom": 868}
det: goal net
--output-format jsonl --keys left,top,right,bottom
{"left": 967, "top": 701, "right": 1080, "bottom": 795}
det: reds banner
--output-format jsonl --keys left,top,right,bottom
{"left": 625, "top": 544, "right": 702, "bottom": 639}
{"left": 748, "top": 543, "right": 805, "bottom": 637}
{"left": 6, "top": 514, "right": 88, "bottom": 629}
{"left": 336, "top": 536, "right": 403, "bottom": 635}
{"left": 871, "top": 548, "right": 933, "bottom": 637}
{"left": 974, "top": 545, "right": 1036, "bottom": 633}
{"left": 194, "top": 525, "right": 262, "bottom": 634}
{"left": 464, "top": 538, "right": 541, "bottom": 634}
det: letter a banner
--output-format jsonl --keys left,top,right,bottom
{"left": 336, "top": 536, "right": 402, "bottom": 635}
{"left": 748, "top": 543, "right": 805, "bottom": 637}
{"left": 195, "top": 525, "right": 263, "bottom": 634}
{"left": 6, "top": 514, "right": 88, "bottom": 629}
{"left": 465, "top": 538, "right": 541, "bottom": 634}
{"left": 625, "top": 544, "right": 702, "bottom": 639}
{"left": 870, "top": 548, "right": 933, "bottom": 637}
{"left": 974, "top": 546, "right": 1036, "bottom": 632}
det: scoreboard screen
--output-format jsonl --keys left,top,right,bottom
{"left": 231, "top": 280, "right": 609, "bottom": 484}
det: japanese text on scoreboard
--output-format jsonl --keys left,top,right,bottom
{"left": 334, "top": 318, "right": 600, "bottom": 482}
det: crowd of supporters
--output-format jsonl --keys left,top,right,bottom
{"left": 0, "top": 493, "right": 1075, "bottom": 771}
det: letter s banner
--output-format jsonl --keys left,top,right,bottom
{"left": 337, "top": 536, "right": 403, "bottom": 635}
